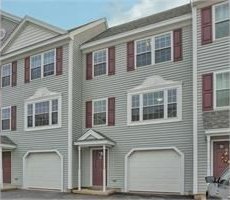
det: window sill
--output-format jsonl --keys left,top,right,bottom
{"left": 213, "top": 106, "right": 230, "bottom": 111}
{"left": 92, "top": 124, "right": 107, "bottom": 128}
{"left": 127, "top": 117, "right": 182, "bottom": 126}
{"left": 25, "top": 124, "right": 61, "bottom": 132}
{"left": 135, "top": 60, "right": 173, "bottom": 69}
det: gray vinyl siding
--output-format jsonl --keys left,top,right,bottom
{"left": 81, "top": 23, "right": 193, "bottom": 193}
{"left": 1, "top": 17, "right": 18, "bottom": 45}
{"left": 71, "top": 23, "right": 107, "bottom": 188}
{"left": 4, "top": 22, "right": 59, "bottom": 54}
{"left": 196, "top": 5, "right": 230, "bottom": 193}
{"left": 1, "top": 43, "right": 70, "bottom": 191}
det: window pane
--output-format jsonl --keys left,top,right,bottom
{"left": 216, "top": 72, "right": 230, "bottom": 90}
{"left": 31, "top": 67, "right": 41, "bottom": 80}
{"left": 217, "top": 89, "right": 230, "bottom": 107}
{"left": 155, "top": 48, "right": 171, "bottom": 63}
{"left": 35, "top": 101, "right": 49, "bottom": 114}
{"left": 31, "top": 55, "right": 41, "bottom": 80}
{"left": 215, "top": 20, "right": 230, "bottom": 39}
{"left": 168, "top": 103, "right": 177, "bottom": 118}
{"left": 52, "top": 99, "right": 58, "bottom": 111}
{"left": 136, "top": 52, "right": 151, "bottom": 67}
{"left": 155, "top": 33, "right": 171, "bottom": 49}
{"left": 136, "top": 39, "right": 151, "bottom": 54}
{"left": 143, "top": 105, "right": 164, "bottom": 120}
{"left": 94, "top": 100, "right": 106, "bottom": 113}
{"left": 131, "top": 108, "right": 139, "bottom": 121}
{"left": 94, "top": 112, "right": 106, "bottom": 125}
{"left": 27, "top": 104, "right": 33, "bottom": 115}
{"left": 44, "top": 50, "right": 55, "bottom": 77}
{"left": 2, "top": 108, "right": 10, "bottom": 119}
{"left": 94, "top": 63, "right": 106, "bottom": 76}
{"left": 2, "top": 76, "right": 10, "bottom": 87}
{"left": 132, "top": 95, "right": 140, "bottom": 108}
{"left": 1, "top": 64, "right": 11, "bottom": 87}
{"left": 35, "top": 113, "right": 49, "bottom": 126}
{"left": 52, "top": 112, "right": 58, "bottom": 125}
{"left": 2, "top": 119, "right": 10, "bottom": 130}
{"left": 215, "top": 3, "right": 229, "bottom": 22}
{"left": 168, "top": 89, "right": 177, "bottom": 103}
{"left": 27, "top": 116, "right": 33, "bottom": 127}
{"left": 94, "top": 50, "right": 106, "bottom": 64}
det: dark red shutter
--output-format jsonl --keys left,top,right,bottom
{"left": 127, "top": 41, "right": 135, "bottom": 71}
{"left": 86, "top": 53, "right": 93, "bottom": 80}
{"left": 202, "top": 73, "right": 213, "bottom": 111}
{"left": 56, "top": 46, "right": 63, "bottom": 75}
{"left": 108, "top": 47, "right": 115, "bottom": 75}
{"left": 24, "top": 57, "right": 30, "bottom": 83}
{"left": 108, "top": 97, "right": 115, "bottom": 126}
{"left": 201, "top": 6, "right": 212, "bottom": 45}
{"left": 86, "top": 101, "right": 92, "bottom": 128}
{"left": 173, "top": 29, "right": 182, "bottom": 61}
{"left": 12, "top": 61, "right": 17, "bottom": 87}
{"left": 11, "top": 106, "right": 17, "bottom": 131}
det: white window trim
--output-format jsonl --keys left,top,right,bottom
{"left": 24, "top": 95, "right": 62, "bottom": 131}
{"left": 1, "top": 63, "right": 12, "bottom": 88}
{"left": 134, "top": 31, "right": 173, "bottom": 68}
{"left": 92, "top": 98, "right": 108, "bottom": 127}
{"left": 1, "top": 106, "right": 11, "bottom": 131}
{"left": 127, "top": 85, "right": 182, "bottom": 126}
{"left": 92, "top": 48, "right": 108, "bottom": 78}
{"left": 30, "top": 49, "right": 56, "bottom": 81}
{"left": 213, "top": 70, "right": 230, "bottom": 110}
{"left": 212, "top": 2, "right": 230, "bottom": 41}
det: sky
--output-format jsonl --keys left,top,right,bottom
{"left": 1, "top": 0, "right": 190, "bottom": 29}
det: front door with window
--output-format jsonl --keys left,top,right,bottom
{"left": 213, "top": 141, "right": 230, "bottom": 178}
{"left": 3, "top": 152, "right": 11, "bottom": 183}
{"left": 92, "top": 149, "right": 107, "bottom": 186}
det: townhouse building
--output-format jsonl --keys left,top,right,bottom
{"left": 0, "top": 10, "right": 106, "bottom": 192}
{"left": 0, "top": 0, "right": 229, "bottom": 198}
{"left": 192, "top": 0, "right": 230, "bottom": 195}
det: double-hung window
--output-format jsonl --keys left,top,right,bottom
{"left": 215, "top": 71, "right": 230, "bottom": 108}
{"left": 25, "top": 96, "right": 61, "bottom": 130}
{"left": 155, "top": 33, "right": 172, "bottom": 63}
{"left": 1, "top": 63, "right": 12, "bottom": 87}
{"left": 93, "top": 99, "right": 107, "bottom": 126}
{"left": 93, "top": 49, "right": 107, "bottom": 77}
{"left": 214, "top": 2, "right": 230, "bottom": 39}
{"left": 129, "top": 86, "right": 181, "bottom": 125}
{"left": 136, "top": 39, "right": 152, "bottom": 67}
{"left": 1, "top": 107, "right": 11, "bottom": 130}
{"left": 135, "top": 32, "right": 172, "bottom": 67}
{"left": 30, "top": 49, "right": 55, "bottom": 80}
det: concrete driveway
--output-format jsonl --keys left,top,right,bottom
{"left": 1, "top": 190, "right": 194, "bottom": 200}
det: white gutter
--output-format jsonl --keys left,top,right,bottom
{"left": 192, "top": 4, "right": 198, "bottom": 195}
{"left": 81, "top": 14, "right": 192, "bottom": 49}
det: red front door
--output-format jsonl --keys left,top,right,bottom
{"left": 213, "top": 141, "right": 230, "bottom": 178}
{"left": 92, "top": 149, "right": 107, "bottom": 186}
{"left": 3, "top": 152, "right": 11, "bottom": 183}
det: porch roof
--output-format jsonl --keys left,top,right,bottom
{"left": 0, "top": 136, "right": 16, "bottom": 150}
{"left": 74, "top": 129, "right": 116, "bottom": 147}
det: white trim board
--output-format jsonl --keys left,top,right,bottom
{"left": 22, "top": 149, "right": 64, "bottom": 192}
{"left": 124, "top": 146, "right": 185, "bottom": 194}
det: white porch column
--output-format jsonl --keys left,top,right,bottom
{"left": 103, "top": 145, "right": 106, "bottom": 192}
{"left": 207, "top": 135, "right": 211, "bottom": 176}
{"left": 0, "top": 147, "right": 3, "bottom": 190}
{"left": 78, "top": 146, "right": 81, "bottom": 191}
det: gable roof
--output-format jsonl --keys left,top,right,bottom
{"left": 85, "top": 4, "right": 191, "bottom": 44}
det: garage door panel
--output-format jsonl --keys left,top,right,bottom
{"left": 128, "top": 149, "right": 182, "bottom": 193}
{"left": 25, "top": 152, "right": 61, "bottom": 190}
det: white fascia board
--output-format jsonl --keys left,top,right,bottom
{"left": 0, "top": 10, "right": 22, "bottom": 23}
{"left": 81, "top": 14, "right": 192, "bottom": 50}
{"left": 0, "top": 34, "right": 70, "bottom": 61}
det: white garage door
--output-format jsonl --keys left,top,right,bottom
{"left": 24, "top": 152, "right": 62, "bottom": 190}
{"left": 127, "top": 149, "right": 183, "bottom": 193}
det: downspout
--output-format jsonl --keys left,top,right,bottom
{"left": 68, "top": 38, "right": 74, "bottom": 190}
{"left": 191, "top": 1, "right": 198, "bottom": 195}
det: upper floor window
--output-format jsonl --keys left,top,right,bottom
{"left": 215, "top": 71, "right": 230, "bottom": 108}
{"left": 214, "top": 2, "right": 229, "bottom": 39}
{"left": 93, "top": 99, "right": 107, "bottom": 126}
{"left": 1, "top": 63, "right": 11, "bottom": 87}
{"left": 93, "top": 49, "right": 107, "bottom": 77}
{"left": 1, "top": 107, "right": 11, "bottom": 131}
{"left": 155, "top": 33, "right": 171, "bottom": 63}
{"left": 135, "top": 32, "right": 172, "bottom": 67}
{"left": 136, "top": 39, "right": 152, "bottom": 67}
{"left": 25, "top": 93, "right": 61, "bottom": 131}
{"left": 128, "top": 75, "right": 182, "bottom": 125}
{"left": 30, "top": 49, "right": 55, "bottom": 80}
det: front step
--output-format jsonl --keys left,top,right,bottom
{"left": 72, "top": 188, "right": 117, "bottom": 196}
